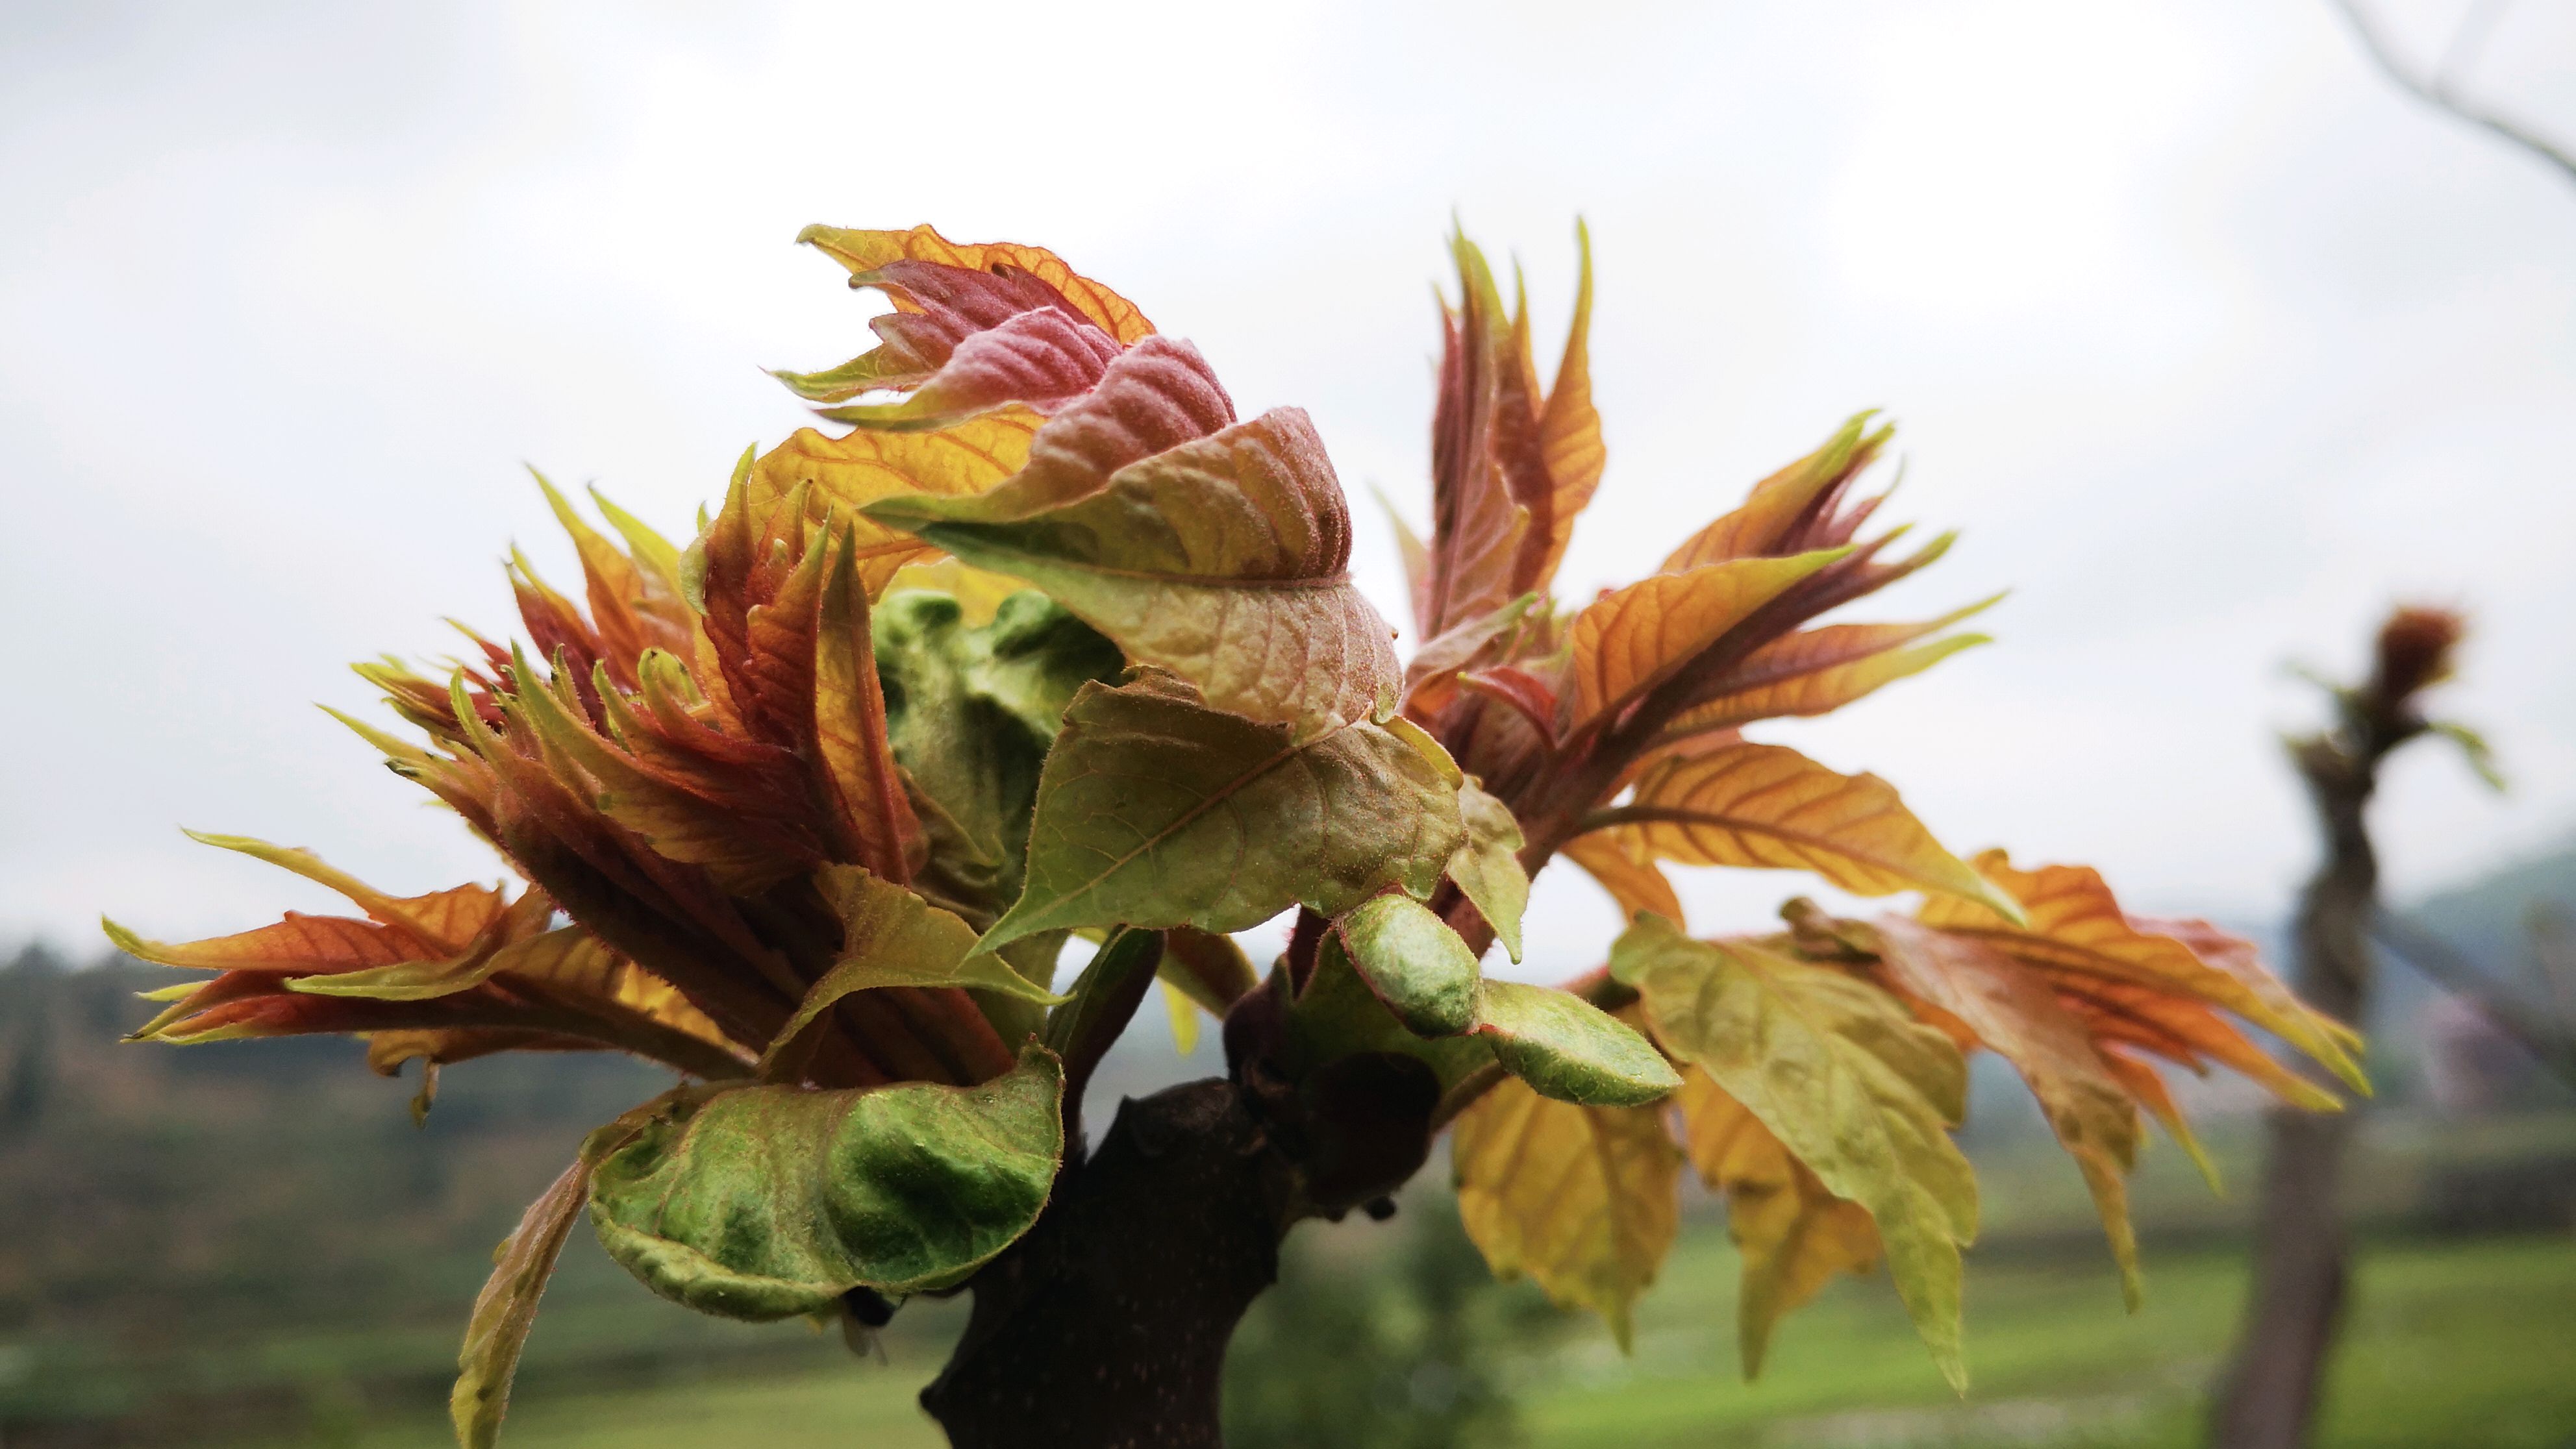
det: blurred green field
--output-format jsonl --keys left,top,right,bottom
{"left": 307, "top": 1232, "right": 2576, "bottom": 1449}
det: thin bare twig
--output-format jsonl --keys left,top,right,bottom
{"left": 2328, "top": 0, "right": 2576, "bottom": 187}
{"left": 2369, "top": 908, "right": 2576, "bottom": 1089}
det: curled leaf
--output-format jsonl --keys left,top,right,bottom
{"left": 452, "top": 1160, "right": 591, "bottom": 1449}
{"left": 1471, "top": 979, "right": 1678, "bottom": 1107}
{"left": 760, "top": 869, "right": 1060, "bottom": 1081}
{"left": 1336, "top": 895, "right": 1482, "bottom": 1039}
{"left": 869, "top": 373, "right": 1399, "bottom": 737}
{"left": 589, "top": 1046, "right": 1064, "bottom": 1320}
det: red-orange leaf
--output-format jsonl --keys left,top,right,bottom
{"left": 1660, "top": 414, "right": 1890, "bottom": 571}
{"left": 1654, "top": 601, "right": 1997, "bottom": 745}
{"left": 795, "top": 223, "right": 1154, "bottom": 346}
{"left": 1602, "top": 741, "right": 2021, "bottom": 917}
{"left": 1560, "top": 832, "right": 1683, "bottom": 928}
{"left": 1915, "top": 852, "right": 2366, "bottom": 1096}
{"left": 1565, "top": 550, "right": 1849, "bottom": 732}
{"left": 1525, "top": 221, "right": 1604, "bottom": 593}
{"left": 814, "top": 528, "right": 920, "bottom": 882}
{"left": 1870, "top": 914, "right": 2145, "bottom": 1306}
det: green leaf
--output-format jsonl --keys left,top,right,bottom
{"left": 1448, "top": 777, "right": 1529, "bottom": 961}
{"left": 1612, "top": 915, "right": 1977, "bottom": 1390}
{"left": 1282, "top": 936, "right": 1497, "bottom": 1095}
{"left": 1471, "top": 980, "right": 1678, "bottom": 1108}
{"left": 2431, "top": 719, "right": 2507, "bottom": 792}
{"left": 874, "top": 588, "right": 1124, "bottom": 931}
{"left": 760, "top": 868, "right": 1062, "bottom": 1079}
{"left": 866, "top": 406, "right": 1402, "bottom": 739}
{"left": 587, "top": 1045, "right": 1064, "bottom": 1320}
{"left": 1337, "top": 895, "right": 1482, "bottom": 1038}
{"left": 979, "top": 675, "right": 1466, "bottom": 952}
{"left": 451, "top": 1159, "right": 590, "bottom": 1449}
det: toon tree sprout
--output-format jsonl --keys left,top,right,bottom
{"left": 110, "top": 223, "right": 2364, "bottom": 1449}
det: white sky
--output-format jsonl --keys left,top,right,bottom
{"left": 4, "top": 0, "right": 2571, "bottom": 976}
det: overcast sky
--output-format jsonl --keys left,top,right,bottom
{"left": 5, "top": 0, "right": 2571, "bottom": 975}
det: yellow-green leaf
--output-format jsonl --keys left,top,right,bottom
{"left": 1159, "top": 976, "right": 1203, "bottom": 1056}
{"left": 1448, "top": 777, "right": 1529, "bottom": 961}
{"left": 1451, "top": 1075, "right": 1681, "bottom": 1349}
{"left": 869, "top": 404, "right": 1401, "bottom": 739}
{"left": 1674, "top": 1067, "right": 1881, "bottom": 1377}
{"left": 588, "top": 1045, "right": 1064, "bottom": 1320}
{"left": 1658, "top": 414, "right": 1889, "bottom": 571}
{"left": 761, "top": 868, "right": 1062, "bottom": 1079}
{"left": 1336, "top": 895, "right": 1482, "bottom": 1038}
{"left": 452, "top": 1159, "right": 590, "bottom": 1449}
{"left": 1613, "top": 915, "right": 1977, "bottom": 1390}
{"left": 1472, "top": 980, "right": 1678, "bottom": 1107}
{"left": 742, "top": 413, "right": 1044, "bottom": 596}
{"left": 981, "top": 675, "right": 1466, "bottom": 952}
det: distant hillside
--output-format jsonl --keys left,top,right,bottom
{"left": 2405, "top": 837, "right": 2576, "bottom": 979}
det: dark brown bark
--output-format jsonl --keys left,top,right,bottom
{"left": 922, "top": 1078, "right": 1297, "bottom": 1448}
{"left": 2208, "top": 706, "right": 2399, "bottom": 1444}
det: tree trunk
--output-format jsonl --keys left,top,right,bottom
{"left": 2209, "top": 747, "right": 2375, "bottom": 1448}
{"left": 922, "top": 1077, "right": 1295, "bottom": 1448}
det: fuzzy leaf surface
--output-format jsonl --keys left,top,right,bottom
{"left": 874, "top": 591, "right": 1123, "bottom": 931}
{"left": 588, "top": 1046, "right": 1063, "bottom": 1320}
{"left": 871, "top": 402, "right": 1399, "bottom": 738}
{"left": 1336, "top": 895, "right": 1482, "bottom": 1038}
{"left": 982, "top": 676, "right": 1464, "bottom": 950}
{"left": 1472, "top": 980, "right": 1679, "bottom": 1106}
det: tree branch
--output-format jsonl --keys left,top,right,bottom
{"left": 2368, "top": 909, "right": 2576, "bottom": 1089}
{"left": 2327, "top": 0, "right": 2576, "bottom": 188}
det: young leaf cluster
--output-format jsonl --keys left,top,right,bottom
{"left": 107, "top": 220, "right": 2365, "bottom": 1443}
